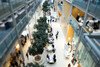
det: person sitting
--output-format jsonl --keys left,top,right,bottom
{"left": 68, "top": 63, "right": 71, "bottom": 67}
{"left": 71, "top": 58, "right": 77, "bottom": 65}
{"left": 52, "top": 49, "right": 55, "bottom": 53}
{"left": 93, "top": 21, "right": 100, "bottom": 30}
{"left": 47, "top": 54, "right": 49, "bottom": 59}
{"left": 76, "top": 13, "right": 80, "bottom": 22}
{"left": 53, "top": 54, "right": 56, "bottom": 62}
{"left": 49, "top": 33, "right": 53, "bottom": 37}
{"left": 52, "top": 45, "right": 54, "bottom": 48}
{"left": 67, "top": 42, "right": 70, "bottom": 45}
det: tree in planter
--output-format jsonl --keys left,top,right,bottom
{"left": 34, "top": 17, "right": 48, "bottom": 47}
{"left": 42, "top": 1, "right": 50, "bottom": 16}
{"left": 28, "top": 42, "right": 44, "bottom": 56}
{"left": 33, "top": 31, "right": 48, "bottom": 47}
{"left": 26, "top": 62, "right": 44, "bottom": 67}
{"left": 28, "top": 16, "right": 48, "bottom": 62}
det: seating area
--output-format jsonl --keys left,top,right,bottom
{"left": 76, "top": 15, "right": 100, "bottom": 33}
{"left": 46, "top": 26, "right": 56, "bottom": 64}
{"left": 47, "top": 53, "right": 56, "bottom": 64}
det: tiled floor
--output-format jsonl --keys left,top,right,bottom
{"left": 44, "top": 22, "right": 68, "bottom": 67}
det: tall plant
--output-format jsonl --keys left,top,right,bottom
{"left": 28, "top": 16, "right": 48, "bottom": 56}
{"left": 42, "top": 1, "right": 50, "bottom": 16}
{"left": 26, "top": 63, "right": 44, "bottom": 67}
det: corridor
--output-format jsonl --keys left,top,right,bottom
{"left": 44, "top": 22, "right": 68, "bottom": 67}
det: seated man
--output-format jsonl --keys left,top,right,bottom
{"left": 52, "top": 45, "right": 56, "bottom": 53}
{"left": 47, "top": 53, "right": 56, "bottom": 64}
{"left": 53, "top": 54, "right": 56, "bottom": 62}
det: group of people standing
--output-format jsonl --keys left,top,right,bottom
{"left": 10, "top": 50, "right": 25, "bottom": 67}
{"left": 20, "top": 34, "right": 29, "bottom": 47}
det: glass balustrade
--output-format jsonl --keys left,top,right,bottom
{"left": 72, "top": 0, "right": 89, "bottom": 11}
{"left": 88, "top": 0, "right": 100, "bottom": 19}
{"left": 13, "top": 2, "right": 24, "bottom": 9}
{"left": 0, "top": 0, "right": 25, "bottom": 20}
{"left": 79, "top": 35, "right": 100, "bottom": 67}
{"left": 72, "top": 0, "right": 100, "bottom": 19}
{"left": 16, "top": 11, "right": 26, "bottom": 23}
{"left": 0, "top": 0, "right": 41, "bottom": 59}
{"left": 0, "top": 41, "right": 7, "bottom": 58}
{"left": 69, "top": 16, "right": 80, "bottom": 34}
{"left": 0, "top": 2, "right": 10, "bottom": 19}
{"left": 11, "top": 28, "right": 17, "bottom": 41}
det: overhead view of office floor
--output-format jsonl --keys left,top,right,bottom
{"left": 0, "top": 0, "right": 100, "bottom": 67}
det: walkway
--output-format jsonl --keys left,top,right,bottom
{"left": 44, "top": 22, "right": 68, "bottom": 67}
{"left": 44, "top": 7, "right": 78, "bottom": 67}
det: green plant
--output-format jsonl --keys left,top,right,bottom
{"left": 42, "top": 1, "right": 50, "bottom": 16}
{"left": 28, "top": 16, "right": 48, "bottom": 56}
{"left": 26, "top": 63, "right": 44, "bottom": 67}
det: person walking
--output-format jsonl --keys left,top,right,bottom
{"left": 26, "top": 51, "right": 29, "bottom": 59}
{"left": 56, "top": 31, "right": 59, "bottom": 39}
{"left": 68, "top": 63, "right": 71, "bottom": 67}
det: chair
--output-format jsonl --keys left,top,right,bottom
{"left": 47, "top": 54, "right": 49, "bottom": 59}
{"left": 53, "top": 54, "right": 56, "bottom": 62}
{"left": 52, "top": 45, "right": 54, "bottom": 48}
{"left": 52, "top": 49, "right": 55, "bottom": 53}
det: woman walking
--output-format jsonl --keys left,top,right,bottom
{"left": 56, "top": 31, "right": 59, "bottom": 39}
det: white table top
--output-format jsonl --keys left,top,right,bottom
{"left": 47, "top": 53, "right": 55, "bottom": 63}
{"left": 78, "top": 22, "right": 83, "bottom": 26}
{"left": 47, "top": 45, "right": 53, "bottom": 51}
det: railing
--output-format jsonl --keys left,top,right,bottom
{"left": 72, "top": 0, "right": 88, "bottom": 11}
{"left": 88, "top": 1, "right": 100, "bottom": 20}
{"left": 70, "top": 15, "right": 95, "bottom": 35}
{"left": 12, "top": 1, "right": 25, "bottom": 9}
{"left": 69, "top": 15, "right": 80, "bottom": 35}
{"left": 72, "top": 0, "right": 100, "bottom": 20}
{"left": 0, "top": 1, "right": 25, "bottom": 20}
{"left": 0, "top": 16, "right": 29, "bottom": 58}
{"left": 16, "top": 11, "right": 26, "bottom": 23}
{"left": 0, "top": 0, "right": 41, "bottom": 59}
{"left": 81, "top": 34, "right": 100, "bottom": 64}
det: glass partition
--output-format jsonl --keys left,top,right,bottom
{"left": 78, "top": 45, "right": 96, "bottom": 67}
{"left": 69, "top": 16, "right": 79, "bottom": 34}
{"left": 72, "top": 0, "right": 89, "bottom": 11}
{"left": 16, "top": 10, "right": 26, "bottom": 23}
{"left": 0, "top": 41, "right": 7, "bottom": 58}
{"left": 0, "top": 0, "right": 41, "bottom": 59}
{"left": 11, "top": 0, "right": 25, "bottom": 10}
{"left": 0, "top": 0, "right": 10, "bottom": 18}
{"left": 88, "top": 0, "right": 100, "bottom": 19}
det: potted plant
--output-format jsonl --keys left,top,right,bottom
{"left": 28, "top": 16, "right": 48, "bottom": 64}
{"left": 26, "top": 62, "right": 44, "bottom": 67}
{"left": 42, "top": 1, "right": 50, "bottom": 16}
